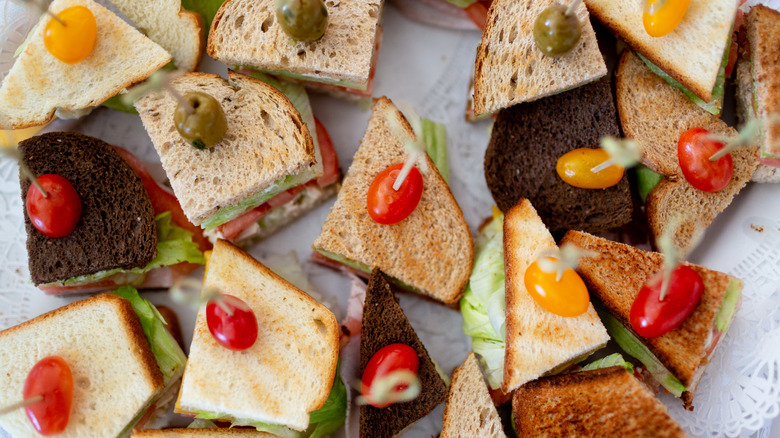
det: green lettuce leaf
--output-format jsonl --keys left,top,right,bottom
{"left": 460, "top": 212, "right": 506, "bottom": 389}
{"left": 307, "top": 361, "right": 347, "bottom": 438}
{"left": 45, "top": 212, "right": 205, "bottom": 286}
{"left": 181, "top": 0, "right": 226, "bottom": 35}
{"left": 581, "top": 353, "right": 634, "bottom": 374}
{"left": 421, "top": 118, "right": 449, "bottom": 184}
{"left": 634, "top": 165, "right": 664, "bottom": 203}
{"left": 715, "top": 277, "right": 742, "bottom": 332}
{"left": 445, "top": 0, "right": 479, "bottom": 7}
{"left": 113, "top": 286, "right": 187, "bottom": 383}
{"left": 188, "top": 419, "right": 218, "bottom": 429}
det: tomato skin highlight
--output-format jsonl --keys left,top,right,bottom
{"left": 361, "top": 343, "right": 419, "bottom": 408}
{"left": 206, "top": 295, "right": 258, "bottom": 351}
{"left": 677, "top": 128, "right": 733, "bottom": 192}
{"left": 26, "top": 174, "right": 82, "bottom": 238}
{"left": 630, "top": 265, "right": 705, "bottom": 338}
{"left": 43, "top": 6, "right": 97, "bottom": 64}
{"left": 524, "top": 257, "right": 590, "bottom": 317}
{"left": 23, "top": 356, "right": 74, "bottom": 436}
{"left": 367, "top": 164, "right": 423, "bottom": 225}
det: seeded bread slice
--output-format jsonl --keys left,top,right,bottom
{"left": 745, "top": 5, "right": 780, "bottom": 157}
{"left": 135, "top": 71, "right": 315, "bottom": 228}
{"left": 359, "top": 269, "right": 448, "bottom": 438}
{"left": 502, "top": 199, "right": 609, "bottom": 392}
{"left": 736, "top": 57, "right": 780, "bottom": 183}
{"left": 0, "top": 294, "right": 164, "bottom": 438}
{"left": 513, "top": 366, "right": 687, "bottom": 437}
{"left": 561, "top": 230, "right": 738, "bottom": 408}
{"left": 20, "top": 132, "right": 157, "bottom": 286}
{"left": 440, "top": 352, "right": 507, "bottom": 438}
{"left": 585, "top": 0, "right": 736, "bottom": 103}
{"left": 472, "top": 0, "right": 607, "bottom": 114}
{"left": 177, "top": 240, "right": 339, "bottom": 431}
{"left": 208, "top": 0, "right": 383, "bottom": 90}
{"left": 0, "top": 0, "right": 171, "bottom": 129}
{"left": 109, "top": 0, "right": 204, "bottom": 72}
{"left": 313, "top": 97, "right": 473, "bottom": 304}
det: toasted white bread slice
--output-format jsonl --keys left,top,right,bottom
{"left": 0, "top": 294, "right": 164, "bottom": 437}
{"left": 135, "top": 71, "right": 316, "bottom": 228}
{"left": 585, "top": 0, "right": 736, "bottom": 103}
{"left": 616, "top": 50, "right": 759, "bottom": 255}
{"left": 472, "top": 0, "right": 606, "bottom": 115}
{"left": 0, "top": 0, "right": 171, "bottom": 129}
{"left": 736, "top": 59, "right": 780, "bottom": 183}
{"left": 441, "top": 352, "right": 507, "bottom": 438}
{"left": 108, "top": 0, "right": 204, "bottom": 72}
{"left": 207, "top": 0, "right": 382, "bottom": 91}
{"left": 502, "top": 199, "right": 609, "bottom": 392}
{"left": 176, "top": 239, "right": 339, "bottom": 431}
{"left": 312, "top": 97, "right": 474, "bottom": 304}
{"left": 744, "top": 5, "right": 780, "bottom": 157}
{"left": 132, "top": 428, "right": 275, "bottom": 437}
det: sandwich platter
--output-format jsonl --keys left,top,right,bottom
{"left": 1, "top": 0, "right": 780, "bottom": 437}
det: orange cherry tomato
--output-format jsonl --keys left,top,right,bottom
{"left": 556, "top": 148, "right": 624, "bottom": 189}
{"left": 23, "top": 356, "right": 74, "bottom": 436}
{"left": 366, "top": 163, "right": 423, "bottom": 225}
{"left": 44, "top": 6, "right": 97, "bottom": 64}
{"left": 643, "top": 0, "right": 691, "bottom": 38}
{"left": 524, "top": 257, "right": 590, "bottom": 317}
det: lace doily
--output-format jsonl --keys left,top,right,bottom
{"left": 1, "top": 2, "right": 779, "bottom": 438}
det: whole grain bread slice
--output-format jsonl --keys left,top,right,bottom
{"left": 109, "top": 0, "right": 204, "bottom": 72}
{"left": 585, "top": 0, "right": 736, "bottom": 103}
{"left": 484, "top": 79, "right": 633, "bottom": 234}
{"left": 132, "top": 428, "right": 276, "bottom": 437}
{"left": 177, "top": 239, "right": 339, "bottom": 431}
{"left": 745, "top": 5, "right": 780, "bottom": 157}
{"left": 135, "top": 71, "right": 315, "bottom": 227}
{"left": 0, "top": 294, "right": 164, "bottom": 438}
{"left": 560, "top": 230, "right": 739, "bottom": 407}
{"left": 359, "top": 269, "right": 448, "bottom": 438}
{"left": 313, "top": 97, "right": 473, "bottom": 304}
{"left": 502, "top": 200, "right": 609, "bottom": 393}
{"left": 208, "top": 0, "right": 382, "bottom": 90}
{"left": 0, "top": 0, "right": 171, "bottom": 129}
{"left": 440, "top": 352, "right": 507, "bottom": 438}
{"left": 513, "top": 366, "right": 687, "bottom": 437}
{"left": 20, "top": 132, "right": 157, "bottom": 285}
{"left": 472, "top": 0, "right": 606, "bottom": 115}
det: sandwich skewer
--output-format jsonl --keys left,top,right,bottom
{"left": 11, "top": 0, "right": 65, "bottom": 26}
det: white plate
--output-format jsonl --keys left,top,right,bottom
{"left": 1, "top": 2, "right": 779, "bottom": 437}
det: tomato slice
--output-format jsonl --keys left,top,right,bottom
{"left": 112, "top": 146, "right": 211, "bottom": 252}
{"left": 630, "top": 265, "right": 705, "bottom": 338}
{"left": 218, "top": 203, "right": 273, "bottom": 241}
{"left": 464, "top": 1, "right": 491, "bottom": 31}
{"left": 361, "top": 343, "right": 419, "bottom": 408}
{"left": 315, "top": 117, "right": 341, "bottom": 187}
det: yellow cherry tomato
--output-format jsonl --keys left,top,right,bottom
{"left": 44, "top": 6, "right": 97, "bottom": 64}
{"left": 556, "top": 148, "right": 624, "bottom": 189}
{"left": 524, "top": 257, "right": 590, "bottom": 317}
{"left": 642, "top": 0, "right": 691, "bottom": 38}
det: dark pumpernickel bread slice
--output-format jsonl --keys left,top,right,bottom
{"left": 483, "top": 79, "right": 632, "bottom": 234}
{"left": 20, "top": 132, "right": 157, "bottom": 285}
{"left": 360, "top": 269, "right": 447, "bottom": 438}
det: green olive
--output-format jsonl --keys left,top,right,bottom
{"left": 173, "top": 92, "right": 227, "bottom": 150}
{"left": 275, "top": 0, "right": 328, "bottom": 42}
{"left": 533, "top": 4, "right": 581, "bottom": 58}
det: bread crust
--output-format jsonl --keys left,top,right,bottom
{"left": 745, "top": 5, "right": 780, "bottom": 156}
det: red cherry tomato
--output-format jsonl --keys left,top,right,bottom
{"left": 677, "top": 128, "right": 733, "bottom": 192}
{"left": 361, "top": 343, "right": 419, "bottom": 408}
{"left": 366, "top": 164, "right": 423, "bottom": 225}
{"left": 630, "top": 265, "right": 705, "bottom": 338}
{"left": 206, "top": 295, "right": 258, "bottom": 351}
{"left": 23, "top": 356, "right": 74, "bottom": 436}
{"left": 26, "top": 174, "right": 82, "bottom": 238}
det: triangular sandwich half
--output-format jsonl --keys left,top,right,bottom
{"left": 359, "top": 269, "right": 448, "bottom": 438}
{"left": 616, "top": 50, "right": 759, "bottom": 255}
{"left": 176, "top": 239, "right": 340, "bottom": 432}
{"left": 136, "top": 71, "right": 321, "bottom": 231}
{"left": 471, "top": 0, "right": 607, "bottom": 115}
{"left": 502, "top": 199, "right": 609, "bottom": 392}
{"left": 513, "top": 365, "right": 687, "bottom": 437}
{"left": 313, "top": 97, "right": 474, "bottom": 304}
{"left": 0, "top": 0, "right": 171, "bottom": 129}
{"left": 440, "top": 352, "right": 507, "bottom": 438}
{"left": 132, "top": 428, "right": 275, "bottom": 437}
{"left": 585, "top": 0, "right": 737, "bottom": 111}
{"left": 207, "top": 0, "right": 383, "bottom": 99}
{"left": 560, "top": 230, "right": 743, "bottom": 410}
